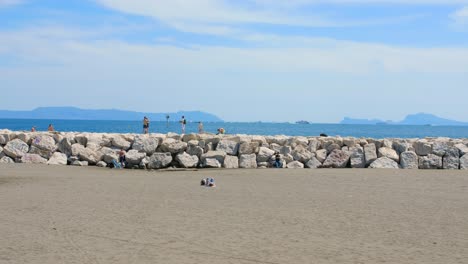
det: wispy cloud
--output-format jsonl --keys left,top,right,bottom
{"left": 451, "top": 6, "right": 468, "bottom": 29}
{"left": 0, "top": 0, "right": 23, "bottom": 8}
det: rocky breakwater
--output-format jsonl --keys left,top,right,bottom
{"left": 0, "top": 130, "right": 468, "bottom": 170}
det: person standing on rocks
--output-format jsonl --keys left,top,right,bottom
{"left": 143, "top": 116, "right": 150, "bottom": 134}
{"left": 180, "top": 116, "right": 187, "bottom": 134}
{"left": 31, "top": 126, "right": 36, "bottom": 132}
{"left": 48, "top": 124, "right": 54, "bottom": 132}
{"left": 198, "top": 122, "right": 204, "bottom": 134}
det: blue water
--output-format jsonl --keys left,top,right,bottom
{"left": 1, "top": 119, "right": 468, "bottom": 139}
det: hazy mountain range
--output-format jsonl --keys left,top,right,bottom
{"left": 0, "top": 107, "right": 224, "bottom": 122}
{"left": 341, "top": 113, "right": 468, "bottom": 126}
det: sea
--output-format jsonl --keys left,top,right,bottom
{"left": 1, "top": 119, "right": 468, "bottom": 139}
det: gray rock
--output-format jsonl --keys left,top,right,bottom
{"left": 187, "top": 144, "right": 204, "bottom": 157}
{"left": 203, "top": 158, "right": 221, "bottom": 168}
{"left": 132, "top": 135, "right": 159, "bottom": 155}
{"left": 266, "top": 135, "right": 288, "bottom": 145}
{"left": 305, "top": 157, "right": 321, "bottom": 169}
{"left": 31, "top": 134, "right": 57, "bottom": 154}
{"left": 343, "top": 138, "right": 357, "bottom": 148}
{"left": 460, "top": 155, "right": 468, "bottom": 170}
{"left": 256, "top": 147, "right": 275, "bottom": 163}
{"left": 0, "top": 156, "right": 15, "bottom": 163}
{"left": 3, "top": 139, "right": 29, "bottom": 158}
{"left": 414, "top": 141, "right": 432, "bottom": 156}
{"left": 175, "top": 152, "right": 199, "bottom": 168}
{"left": 160, "top": 138, "right": 188, "bottom": 154}
{"left": 238, "top": 142, "right": 259, "bottom": 155}
{"left": 455, "top": 143, "right": 468, "bottom": 156}
{"left": 326, "top": 143, "right": 341, "bottom": 154}
{"left": 201, "top": 151, "right": 226, "bottom": 164}
{"left": 369, "top": 157, "right": 399, "bottom": 169}
{"left": 126, "top": 149, "right": 147, "bottom": 166}
{"left": 308, "top": 139, "right": 321, "bottom": 153}
{"left": 100, "top": 147, "right": 119, "bottom": 164}
{"left": 21, "top": 153, "right": 47, "bottom": 164}
{"left": 443, "top": 147, "right": 460, "bottom": 170}
{"left": 216, "top": 140, "right": 239, "bottom": 156}
{"left": 315, "top": 149, "right": 327, "bottom": 163}
{"left": 291, "top": 145, "right": 314, "bottom": 163}
{"left": 17, "top": 133, "right": 32, "bottom": 144}
{"left": 400, "top": 151, "right": 419, "bottom": 169}
{"left": 223, "top": 155, "right": 239, "bottom": 169}
{"left": 67, "top": 156, "right": 80, "bottom": 164}
{"left": 47, "top": 152, "right": 67, "bottom": 165}
{"left": 239, "top": 154, "right": 257, "bottom": 168}
{"left": 79, "top": 148, "right": 102, "bottom": 165}
{"left": 432, "top": 141, "right": 451, "bottom": 157}
{"left": 322, "top": 150, "right": 350, "bottom": 168}
{"left": 74, "top": 134, "right": 88, "bottom": 146}
{"left": 393, "top": 141, "right": 413, "bottom": 154}
{"left": 419, "top": 154, "right": 442, "bottom": 169}
{"left": 182, "top": 133, "right": 199, "bottom": 142}
{"left": 28, "top": 145, "right": 54, "bottom": 159}
{"left": 287, "top": 161, "right": 304, "bottom": 169}
{"left": 364, "top": 143, "right": 378, "bottom": 166}
{"left": 382, "top": 139, "right": 393, "bottom": 148}
{"left": 96, "top": 161, "right": 107, "bottom": 167}
{"left": 71, "top": 143, "right": 85, "bottom": 157}
{"left": 58, "top": 137, "right": 74, "bottom": 156}
{"left": 147, "top": 153, "right": 173, "bottom": 169}
{"left": 378, "top": 147, "right": 399, "bottom": 162}
{"left": 349, "top": 147, "right": 365, "bottom": 168}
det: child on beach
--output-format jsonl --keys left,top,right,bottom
{"left": 200, "top": 177, "right": 216, "bottom": 187}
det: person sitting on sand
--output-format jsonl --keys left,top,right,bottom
{"left": 118, "top": 148, "right": 126, "bottom": 168}
{"left": 200, "top": 177, "right": 216, "bottom": 187}
{"left": 216, "top": 128, "right": 225, "bottom": 135}
{"left": 48, "top": 124, "right": 54, "bottom": 132}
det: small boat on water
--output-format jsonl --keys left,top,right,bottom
{"left": 295, "top": 120, "right": 310, "bottom": 124}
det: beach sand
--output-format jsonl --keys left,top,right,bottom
{"left": 0, "top": 164, "right": 467, "bottom": 264}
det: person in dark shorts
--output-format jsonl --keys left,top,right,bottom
{"left": 118, "top": 148, "right": 126, "bottom": 168}
{"left": 180, "top": 116, "right": 187, "bottom": 134}
{"left": 143, "top": 116, "right": 150, "bottom": 134}
{"left": 273, "top": 152, "right": 282, "bottom": 168}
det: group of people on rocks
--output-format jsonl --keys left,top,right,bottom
{"left": 141, "top": 116, "right": 225, "bottom": 135}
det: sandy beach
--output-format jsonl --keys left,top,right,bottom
{"left": 0, "top": 165, "right": 467, "bottom": 264}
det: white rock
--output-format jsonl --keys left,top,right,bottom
{"left": 256, "top": 147, "right": 275, "bottom": 163}
{"left": 369, "top": 157, "right": 399, "bottom": 169}
{"left": 71, "top": 160, "right": 88, "bottom": 166}
{"left": 100, "top": 147, "right": 119, "bottom": 164}
{"left": 349, "top": 147, "right": 365, "bottom": 168}
{"left": 455, "top": 143, "right": 468, "bottom": 156}
{"left": 239, "top": 154, "right": 257, "bottom": 168}
{"left": 203, "top": 158, "right": 221, "bottom": 168}
{"left": 223, "top": 155, "right": 239, "bottom": 169}
{"left": 460, "top": 154, "right": 468, "bottom": 170}
{"left": 126, "top": 149, "right": 147, "bottom": 166}
{"left": 291, "top": 145, "right": 314, "bottom": 163}
{"left": 3, "top": 139, "right": 29, "bottom": 158}
{"left": 0, "top": 156, "right": 15, "bottom": 163}
{"left": 400, "top": 151, "right": 418, "bottom": 169}
{"left": 305, "top": 157, "right": 321, "bottom": 169}
{"left": 238, "top": 142, "right": 259, "bottom": 155}
{"left": 322, "top": 150, "right": 350, "bottom": 168}
{"left": 160, "top": 138, "right": 188, "bottom": 154}
{"left": 187, "top": 144, "right": 204, "bottom": 157}
{"left": 364, "top": 143, "right": 378, "bottom": 166}
{"left": 414, "top": 140, "right": 432, "bottom": 156}
{"left": 111, "top": 136, "right": 131, "bottom": 150}
{"left": 201, "top": 151, "right": 226, "bottom": 164}
{"left": 71, "top": 143, "right": 85, "bottom": 157}
{"left": 58, "top": 137, "right": 75, "bottom": 156}
{"left": 132, "top": 135, "right": 159, "bottom": 155}
{"left": 47, "top": 152, "right": 67, "bottom": 165}
{"left": 79, "top": 148, "right": 102, "bottom": 165}
{"left": 96, "top": 161, "right": 107, "bottom": 167}
{"left": 287, "top": 161, "right": 304, "bottom": 169}
{"left": 216, "top": 140, "right": 239, "bottom": 156}
{"left": 315, "top": 149, "right": 327, "bottom": 163}
{"left": 443, "top": 147, "right": 460, "bottom": 170}
{"left": 175, "top": 152, "right": 199, "bottom": 168}
{"left": 378, "top": 147, "right": 399, "bottom": 162}
{"left": 419, "top": 154, "right": 442, "bottom": 169}
{"left": 17, "top": 133, "right": 32, "bottom": 144}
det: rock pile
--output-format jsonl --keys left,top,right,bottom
{"left": 0, "top": 130, "right": 467, "bottom": 170}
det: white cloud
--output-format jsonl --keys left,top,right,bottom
{"left": 0, "top": 0, "right": 23, "bottom": 8}
{"left": 451, "top": 6, "right": 468, "bottom": 29}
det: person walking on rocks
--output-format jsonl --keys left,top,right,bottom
{"left": 143, "top": 116, "right": 150, "bottom": 134}
{"left": 180, "top": 116, "right": 187, "bottom": 134}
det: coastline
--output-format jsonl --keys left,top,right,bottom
{"left": 0, "top": 129, "right": 467, "bottom": 170}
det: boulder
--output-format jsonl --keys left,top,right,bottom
{"left": 393, "top": 141, "right": 413, "bottom": 154}
{"left": 460, "top": 155, "right": 468, "bottom": 170}
{"left": 31, "top": 134, "right": 57, "bottom": 153}
{"left": 17, "top": 133, "right": 32, "bottom": 144}
{"left": 96, "top": 161, "right": 107, "bottom": 167}
{"left": 28, "top": 146, "right": 54, "bottom": 159}
{"left": 238, "top": 142, "right": 259, "bottom": 155}
{"left": 400, "top": 151, "right": 419, "bottom": 169}
{"left": 322, "top": 150, "right": 350, "bottom": 168}
{"left": 223, "top": 155, "right": 239, "bottom": 169}
{"left": 256, "top": 147, "right": 275, "bottom": 163}
{"left": 0, "top": 146, "right": 3, "bottom": 158}
{"left": 216, "top": 140, "right": 239, "bottom": 156}
{"left": 58, "top": 137, "right": 75, "bottom": 156}
{"left": 280, "top": 146, "right": 292, "bottom": 155}
{"left": 147, "top": 153, "right": 173, "bottom": 169}
{"left": 47, "top": 152, "right": 67, "bottom": 165}
{"left": 74, "top": 134, "right": 88, "bottom": 146}
{"left": 326, "top": 143, "right": 341, "bottom": 154}
{"left": 287, "top": 137, "right": 309, "bottom": 148}
{"left": 21, "top": 154, "right": 47, "bottom": 164}
{"left": 79, "top": 148, "right": 102, "bottom": 165}
{"left": 71, "top": 160, "right": 88, "bottom": 166}
{"left": 126, "top": 150, "right": 147, "bottom": 166}
{"left": 414, "top": 141, "right": 432, "bottom": 156}
{"left": 455, "top": 143, "right": 468, "bottom": 156}
{"left": 67, "top": 156, "right": 79, "bottom": 164}
{"left": 266, "top": 135, "right": 288, "bottom": 146}
{"left": 0, "top": 156, "right": 15, "bottom": 164}
{"left": 343, "top": 138, "right": 357, "bottom": 148}
{"left": 187, "top": 144, "right": 204, "bottom": 157}
{"left": 100, "top": 147, "right": 119, "bottom": 164}
{"left": 71, "top": 143, "right": 85, "bottom": 157}
{"left": 443, "top": 147, "right": 460, "bottom": 170}
{"left": 239, "top": 154, "right": 257, "bottom": 168}
{"left": 315, "top": 149, "right": 327, "bottom": 163}
{"left": 305, "top": 157, "right": 321, "bottom": 169}
{"left": 349, "top": 147, "right": 365, "bottom": 168}
{"left": 182, "top": 133, "right": 199, "bottom": 142}
{"left": 201, "top": 151, "right": 226, "bottom": 164}
{"left": 382, "top": 139, "right": 393, "bottom": 148}
{"left": 3, "top": 139, "right": 29, "bottom": 158}
{"left": 378, "top": 147, "right": 399, "bottom": 162}
{"left": 418, "top": 154, "right": 442, "bottom": 169}
{"left": 369, "top": 157, "right": 399, "bottom": 169}
{"left": 308, "top": 139, "right": 321, "bottom": 153}
{"left": 175, "top": 152, "right": 199, "bottom": 168}
{"left": 160, "top": 138, "right": 188, "bottom": 154}
{"left": 432, "top": 141, "right": 451, "bottom": 157}
{"left": 203, "top": 158, "right": 221, "bottom": 168}
{"left": 132, "top": 135, "right": 159, "bottom": 155}
{"left": 287, "top": 161, "right": 304, "bottom": 169}
{"left": 111, "top": 136, "right": 131, "bottom": 150}
{"left": 364, "top": 143, "right": 378, "bottom": 166}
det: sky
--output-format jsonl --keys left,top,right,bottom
{"left": 1, "top": 0, "right": 468, "bottom": 123}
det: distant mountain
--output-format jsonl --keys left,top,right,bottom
{"left": 340, "top": 113, "right": 468, "bottom": 126}
{"left": 0, "top": 107, "right": 224, "bottom": 122}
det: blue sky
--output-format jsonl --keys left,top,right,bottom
{"left": 1, "top": 0, "right": 468, "bottom": 122}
